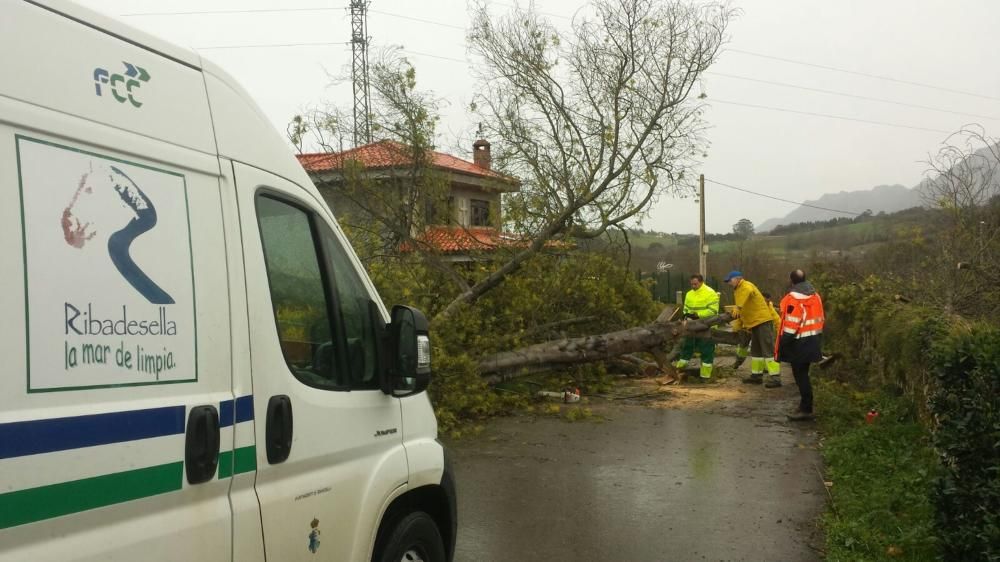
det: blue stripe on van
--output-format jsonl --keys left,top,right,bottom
{"left": 0, "top": 406, "right": 186, "bottom": 460}
{"left": 219, "top": 395, "right": 254, "bottom": 428}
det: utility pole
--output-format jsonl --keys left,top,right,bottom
{"left": 699, "top": 174, "right": 707, "bottom": 277}
{"left": 350, "top": 0, "right": 372, "bottom": 146}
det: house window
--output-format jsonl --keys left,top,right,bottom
{"left": 471, "top": 199, "right": 491, "bottom": 227}
{"left": 425, "top": 196, "right": 456, "bottom": 226}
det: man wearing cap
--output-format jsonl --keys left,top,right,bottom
{"left": 724, "top": 270, "right": 782, "bottom": 387}
{"left": 672, "top": 274, "right": 721, "bottom": 382}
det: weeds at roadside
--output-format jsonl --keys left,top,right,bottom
{"left": 816, "top": 380, "right": 939, "bottom": 561}
{"left": 563, "top": 406, "right": 596, "bottom": 422}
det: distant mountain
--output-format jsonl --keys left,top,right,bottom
{"left": 758, "top": 184, "right": 923, "bottom": 233}
{"left": 759, "top": 141, "right": 1000, "bottom": 233}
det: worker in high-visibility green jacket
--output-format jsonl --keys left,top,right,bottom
{"left": 673, "top": 274, "right": 721, "bottom": 381}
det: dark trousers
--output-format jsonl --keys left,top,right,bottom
{"left": 791, "top": 362, "right": 813, "bottom": 413}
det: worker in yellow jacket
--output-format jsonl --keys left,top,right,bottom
{"left": 762, "top": 292, "right": 782, "bottom": 339}
{"left": 724, "top": 270, "right": 782, "bottom": 387}
{"left": 673, "top": 274, "right": 720, "bottom": 382}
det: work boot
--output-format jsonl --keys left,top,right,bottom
{"left": 787, "top": 409, "right": 815, "bottom": 422}
{"left": 764, "top": 376, "right": 782, "bottom": 388}
{"left": 741, "top": 374, "right": 763, "bottom": 384}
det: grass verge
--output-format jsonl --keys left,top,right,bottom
{"left": 816, "top": 379, "right": 940, "bottom": 561}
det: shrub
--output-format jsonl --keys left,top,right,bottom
{"left": 929, "top": 327, "right": 1000, "bottom": 561}
{"left": 814, "top": 268, "right": 1000, "bottom": 560}
{"left": 816, "top": 273, "right": 949, "bottom": 416}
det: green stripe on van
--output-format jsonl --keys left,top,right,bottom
{"left": 218, "top": 445, "right": 256, "bottom": 479}
{"left": 0, "top": 461, "right": 183, "bottom": 529}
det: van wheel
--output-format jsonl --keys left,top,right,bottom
{"left": 376, "top": 511, "right": 446, "bottom": 562}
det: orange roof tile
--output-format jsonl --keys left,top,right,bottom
{"left": 401, "top": 226, "right": 571, "bottom": 254}
{"left": 401, "top": 227, "right": 505, "bottom": 253}
{"left": 297, "top": 140, "right": 517, "bottom": 184}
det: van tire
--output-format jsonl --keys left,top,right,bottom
{"left": 375, "top": 511, "right": 446, "bottom": 562}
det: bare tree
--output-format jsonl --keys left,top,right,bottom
{"left": 434, "top": 0, "right": 733, "bottom": 321}
{"left": 287, "top": 108, "right": 353, "bottom": 155}
{"left": 919, "top": 125, "right": 1000, "bottom": 315}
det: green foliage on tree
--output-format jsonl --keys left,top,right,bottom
{"left": 732, "top": 218, "right": 754, "bottom": 240}
{"left": 364, "top": 251, "right": 659, "bottom": 433}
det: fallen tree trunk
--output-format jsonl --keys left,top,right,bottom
{"left": 480, "top": 312, "right": 735, "bottom": 383}
{"left": 608, "top": 354, "right": 664, "bottom": 377}
{"left": 525, "top": 315, "right": 599, "bottom": 334}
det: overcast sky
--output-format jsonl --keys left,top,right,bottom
{"left": 78, "top": 0, "right": 1000, "bottom": 234}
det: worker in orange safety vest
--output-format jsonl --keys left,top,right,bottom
{"left": 775, "top": 269, "right": 825, "bottom": 421}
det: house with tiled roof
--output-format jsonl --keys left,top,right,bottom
{"left": 297, "top": 139, "right": 522, "bottom": 260}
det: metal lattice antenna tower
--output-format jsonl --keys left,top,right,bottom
{"left": 350, "top": 0, "right": 372, "bottom": 146}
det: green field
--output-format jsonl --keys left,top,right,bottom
{"left": 624, "top": 207, "right": 931, "bottom": 259}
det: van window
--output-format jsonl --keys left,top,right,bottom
{"left": 256, "top": 195, "right": 345, "bottom": 389}
{"left": 318, "top": 226, "right": 379, "bottom": 389}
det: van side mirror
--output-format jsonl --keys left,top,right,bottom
{"left": 382, "top": 305, "right": 431, "bottom": 396}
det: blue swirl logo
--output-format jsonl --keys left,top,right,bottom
{"left": 61, "top": 165, "right": 174, "bottom": 304}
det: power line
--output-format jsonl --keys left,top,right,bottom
{"left": 119, "top": 5, "right": 994, "bottom": 130}
{"left": 705, "top": 179, "right": 862, "bottom": 216}
{"left": 370, "top": 10, "right": 466, "bottom": 31}
{"left": 362, "top": 12, "right": 994, "bottom": 125}
{"left": 122, "top": 7, "right": 339, "bottom": 16}
{"left": 120, "top": 6, "right": 1000, "bottom": 106}
{"left": 727, "top": 48, "right": 1000, "bottom": 102}
{"left": 122, "top": 3, "right": 573, "bottom": 24}
{"left": 397, "top": 49, "right": 469, "bottom": 65}
{"left": 197, "top": 41, "right": 348, "bottom": 50}
{"left": 377, "top": 44, "right": 967, "bottom": 133}
{"left": 492, "top": 2, "right": 575, "bottom": 21}
{"left": 710, "top": 98, "right": 953, "bottom": 134}
{"left": 393, "top": 45, "right": 967, "bottom": 134}
{"left": 707, "top": 72, "right": 1000, "bottom": 121}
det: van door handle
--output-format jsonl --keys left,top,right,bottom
{"left": 266, "top": 395, "right": 293, "bottom": 464}
{"left": 185, "top": 405, "right": 220, "bottom": 484}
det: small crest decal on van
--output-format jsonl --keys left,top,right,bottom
{"left": 94, "top": 61, "right": 151, "bottom": 108}
{"left": 308, "top": 518, "right": 322, "bottom": 554}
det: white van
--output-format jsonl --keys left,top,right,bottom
{"left": 0, "top": 1, "right": 456, "bottom": 560}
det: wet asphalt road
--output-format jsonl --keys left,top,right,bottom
{"left": 446, "top": 382, "right": 825, "bottom": 562}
